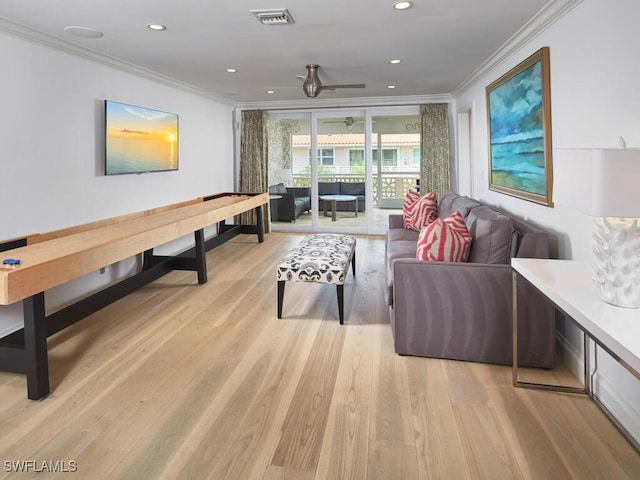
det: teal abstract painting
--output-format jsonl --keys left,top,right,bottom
{"left": 486, "top": 47, "right": 553, "bottom": 206}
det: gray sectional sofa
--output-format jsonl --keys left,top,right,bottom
{"left": 268, "top": 183, "right": 311, "bottom": 222}
{"left": 318, "top": 181, "right": 365, "bottom": 212}
{"left": 385, "top": 192, "right": 555, "bottom": 368}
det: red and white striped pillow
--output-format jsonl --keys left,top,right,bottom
{"left": 403, "top": 189, "right": 437, "bottom": 231}
{"left": 416, "top": 211, "right": 472, "bottom": 262}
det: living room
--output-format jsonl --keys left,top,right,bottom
{"left": 0, "top": 0, "right": 638, "bottom": 477}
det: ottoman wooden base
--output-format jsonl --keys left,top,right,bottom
{"left": 276, "top": 234, "right": 356, "bottom": 324}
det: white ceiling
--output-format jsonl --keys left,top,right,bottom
{"left": 0, "top": 0, "right": 551, "bottom": 105}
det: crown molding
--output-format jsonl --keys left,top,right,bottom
{"left": 0, "top": 16, "right": 234, "bottom": 105}
{"left": 452, "top": 0, "right": 583, "bottom": 96}
{"left": 235, "top": 93, "right": 454, "bottom": 111}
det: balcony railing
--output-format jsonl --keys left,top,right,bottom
{"left": 291, "top": 170, "right": 419, "bottom": 207}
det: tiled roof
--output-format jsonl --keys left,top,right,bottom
{"left": 292, "top": 134, "right": 419, "bottom": 146}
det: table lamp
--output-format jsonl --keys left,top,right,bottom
{"left": 554, "top": 146, "right": 640, "bottom": 308}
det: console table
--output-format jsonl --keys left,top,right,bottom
{"left": 0, "top": 192, "right": 267, "bottom": 400}
{"left": 512, "top": 258, "right": 640, "bottom": 450}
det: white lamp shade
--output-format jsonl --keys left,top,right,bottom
{"left": 554, "top": 148, "right": 640, "bottom": 218}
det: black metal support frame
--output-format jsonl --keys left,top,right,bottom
{"left": 0, "top": 199, "right": 264, "bottom": 400}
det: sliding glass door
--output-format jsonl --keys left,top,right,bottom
{"left": 265, "top": 113, "right": 312, "bottom": 230}
{"left": 372, "top": 111, "right": 421, "bottom": 210}
{"left": 266, "top": 106, "right": 420, "bottom": 235}
{"left": 314, "top": 111, "right": 367, "bottom": 233}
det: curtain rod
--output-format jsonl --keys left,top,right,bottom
{"left": 236, "top": 100, "right": 453, "bottom": 113}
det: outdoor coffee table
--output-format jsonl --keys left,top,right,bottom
{"left": 319, "top": 194, "right": 358, "bottom": 221}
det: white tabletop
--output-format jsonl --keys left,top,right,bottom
{"left": 512, "top": 258, "right": 640, "bottom": 375}
{"left": 319, "top": 195, "right": 357, "bottom": 201}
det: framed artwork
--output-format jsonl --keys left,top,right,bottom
{"left": 486, "top": 47, "right": 553, "bottom": 206}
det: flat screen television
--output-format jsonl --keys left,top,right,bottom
{"left": 105, "top": 100, "right": 179, "bottom": 175}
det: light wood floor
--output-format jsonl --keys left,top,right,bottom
{"left": 0, "top": 233, "right": 638, "bottom": 479}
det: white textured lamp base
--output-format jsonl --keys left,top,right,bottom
{"left": 592, "top": 218, "right": 640, "bottom": 308}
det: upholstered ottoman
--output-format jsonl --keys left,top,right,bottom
{"left": 277, "top": 234, "right": 356, "bottom": 324}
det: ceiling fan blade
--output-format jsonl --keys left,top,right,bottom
{"left": 322, "top": 84, "right": 366, "bottom": 90}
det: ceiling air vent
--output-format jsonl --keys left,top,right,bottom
{"left": 251, "top": 9, "right": 295, "bottom": 25}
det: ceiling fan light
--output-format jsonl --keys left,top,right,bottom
{"left": 393, "top": 1, "right": 414, "bottom": 10}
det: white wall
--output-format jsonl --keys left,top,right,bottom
{"left": 454, "top": 0, "right": 640, "bottom": 444}
{"left": 0, "top": 30, "right": 235, "bottom": 334}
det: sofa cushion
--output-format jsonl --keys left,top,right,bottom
{"left": 403, "top": 190, "right": 437, "bottom": 231}
{"left": 416, "top": 212, "right": 472, "bottom": 262}
{"left": 340, "top": 181, "right": 365, "bottom": 196}
{"left": 385, "top": 238, "right": 419, "bottom": 304}
{"left": 438, "top": 193, "right": 483, "bottom": 219}
{"left": 465, "top": 206, "right": 514, "bottom": 264}
{"left": 318, "top": 182, "right": 340, "bottom": 195}
{"left": 269, "top": 183, "right": 288, "bottom": 195}
{"left": 387, "top": 227, "right": 420, "bottom": 243}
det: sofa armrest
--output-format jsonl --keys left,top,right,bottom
{"left": 286, "top": 187, "right": 311, "bottom": 198}
{"left": 389, "top": 214, "right": 404, "bottom": 229}
{"left": 272, "top": 192, "right": 296, "bottom": 222}
{"left": 391, "top": 259, "right": 554, "bottom": 368}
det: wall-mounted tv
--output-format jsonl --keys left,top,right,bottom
{"left": 105, "top": 100, "right": 179, "bottom": 175}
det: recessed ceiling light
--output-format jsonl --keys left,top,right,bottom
{"left": 64, "top": 26, "right": 103, "bottom": 38}
{"left": 387, "top": 85, "right": 397, "bottom": 89}
{"left": 393, "top": 1, "right": 414, "bottom": 10}
{"left": 390, "top": 59, "right": 402, "bottom": 64}
{"left": 267, "top": 90, "right": 275, "bottom": 94}
{"left": 146, "top": 23, "right": 166, "bottom": 31}
{"left": 226, "top": 68, "right": 237, "bottom": 73}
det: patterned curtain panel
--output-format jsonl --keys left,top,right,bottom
{"left": 238, "top": 110, "right": 269, "bottom": 233}
{"left": 420, "top": 104, "right": 451, "bottom": 199}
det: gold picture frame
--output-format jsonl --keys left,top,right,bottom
{"left": 486, "top": 47, "right": 553, "bottom": 206}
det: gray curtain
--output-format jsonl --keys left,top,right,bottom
{"left": 238, "top": 110, "right": 269, "bottom": 233}
{"left": 420, "top": 104, "right": 451, "bottom": 199}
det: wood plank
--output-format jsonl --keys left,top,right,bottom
{"left": 406, "top": 357, "right": 472, "bottom": 479}
{"left": 27, "top": 197, "right": 204, "bottom": 245}
{"left": 0, "top": 193, "right": 267, "bottom": 304}
{"left": 314, "top": 236, "right": 380, "bottom": 479}
{"left": 270, "top": 317, "right": 347, "bottom": 472}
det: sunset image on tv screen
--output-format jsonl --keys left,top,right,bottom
{"left": 105, "top": 100, "right": 178, "bottom": 175}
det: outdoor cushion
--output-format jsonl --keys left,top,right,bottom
{"left": 340, "top": 182, "right": 365, "bottom": 196}
{"left": 318, "top": 182, "right": 340, "bottom": 195}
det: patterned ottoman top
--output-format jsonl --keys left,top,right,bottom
{"left": 277, "top": 234, "right": 356, "bottom": 285}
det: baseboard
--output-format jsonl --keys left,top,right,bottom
{"left": 592, "top": 368, "right": 640, "bottom": 447}
{"left": 556, "top": 327, "right": 584, "bottom": 383}
{"left": 556, "top": 323, "right": 640, "bottom": 447}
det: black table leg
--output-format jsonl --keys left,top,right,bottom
{"left": 194, "top": 229, "right": 207, "bottom": 284}
{"left": 23, "top": 293, "right": 49, "bottom": 400}
{"left": 337, "top": 284, "right": 344, "bottom": 324}
{"left": 256, "top": 205, "right": 264, "bottom": 243}
{"left": 277, "top": 281, "right": 285, "bottom": 318}
{"left": 351, "top": 250, "right": 356, "bottom": 277}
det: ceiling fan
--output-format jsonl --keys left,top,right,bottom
{"left": 323, "top": 116, "right": 363, "bottom": 128}
{"left": 297, "top": 64, "right": 365, "bottom": 98}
